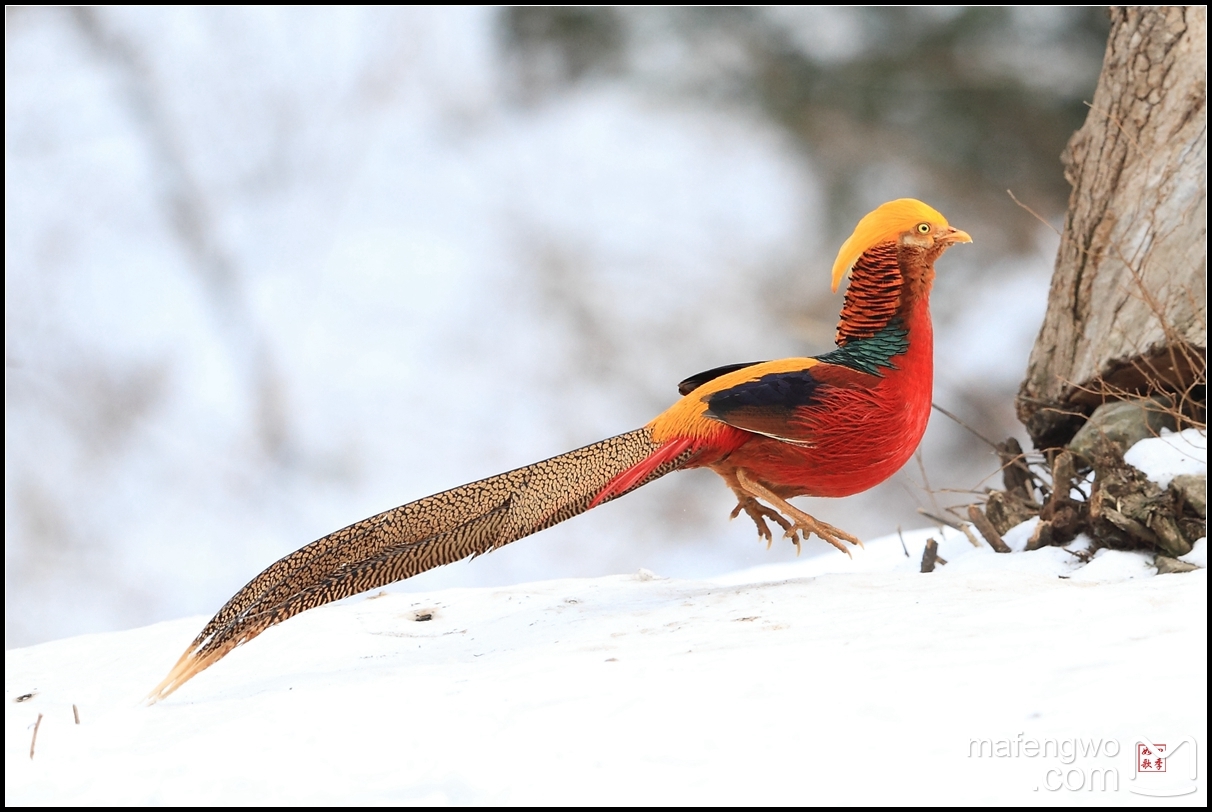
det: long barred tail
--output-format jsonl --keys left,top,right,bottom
{"left": 149, "top": 428, "right": 695, "bottom": 701}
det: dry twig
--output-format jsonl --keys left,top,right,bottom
{"left": 920, "top": 539, "right": 939, "bottom": 573}
{"left": 1007, "top": 189, "right": 1061, "bottom": 237}
{"left": 29, "top": 713, "right": 43, "bottom": 760}
{"left": 967, "top": 504, "right": 1011, "bottom": 553}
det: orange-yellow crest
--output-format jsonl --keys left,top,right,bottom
{"left": 831, "top": 199, "right": 954, "bottom": 293}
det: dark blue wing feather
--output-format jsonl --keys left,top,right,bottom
{"left": 702, "top": 368, "right": 825, "bottom": 442}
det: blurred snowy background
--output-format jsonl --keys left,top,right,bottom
{"left": 5, "top": 7, "right": 1109, "bottom": 647}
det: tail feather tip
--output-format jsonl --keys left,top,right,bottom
{"left": 145, "top": 646, "right": 223, "bottom": 704}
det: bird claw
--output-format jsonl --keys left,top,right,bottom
{"left": 780, "top": 528, "right": 803, "bottom": 556}
{"left": 732, "top": 498, "right": 825, "bottom": 554}
{"left": 779, "top": 516, "right": 860, "bottom": 558}
{"left": 730, "top": 469, "right": 864, "bottom": 558}
{"left": 731, "top": 498, "right": 794, "bottom": 550}
{"left": 784, "top": 512, "right": 864, "bottom": 558}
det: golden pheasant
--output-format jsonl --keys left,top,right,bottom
{"left": 150, "top": 198, "right": 969, "bottom": 700}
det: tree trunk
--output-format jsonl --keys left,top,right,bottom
{"left": 1017, "top": 6, "right": 1207, "bottom": 449}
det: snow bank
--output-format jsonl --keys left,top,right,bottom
{"left": 1124, "top": 428, "right": 1207, "bottom": 488}
{"left": 1181, "top": 538, "right": 1207, "bottom": 569}
{"left": 6, "top": 525, "right": 1206, "bottom": 805}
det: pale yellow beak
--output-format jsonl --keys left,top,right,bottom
{"left": 941, "top": 227, "right": 972, "bottom": 244}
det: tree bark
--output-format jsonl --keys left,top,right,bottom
{"left": 1017, "top": 6, "right": 1207, "bottom": 449}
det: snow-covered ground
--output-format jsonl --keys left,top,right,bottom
{"left": 6, "top": 432, "right": 1206, "bottom": 805}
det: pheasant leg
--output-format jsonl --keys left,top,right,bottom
{"left": 734, "top": 468, "right": 864, "bottom": 557}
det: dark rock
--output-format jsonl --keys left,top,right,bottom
{"left": 1068, "top": 397, "right": 1178, "bottom": 461}
{"left": 1155, "top": 555, "right": 1200, "bottom": 574}
{"left": 1170, "top": 474, "right": 1207, "bottom": 519}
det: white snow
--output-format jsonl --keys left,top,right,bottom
{"left": 1067, "top": 548, "right": 1158, "bottom": 583}
{"left": 1124, "top": 428, "right": 1207, "bottom": 488}
{"left": 1002, "top": 516, "right": 1040, "bottom": 552}
{"left": 1181, "top": 538, "right": 1208, "bottom": 569}
{"left": 7, "top": 524, "right": 1206, "bottom": 805}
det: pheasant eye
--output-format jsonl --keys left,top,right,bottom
{"left": 917, "top": 223, "right": 930, "bottom": 234}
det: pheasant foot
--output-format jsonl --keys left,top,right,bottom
{"left": 730, "top": 497, "right": 795, "bottom": 549}
{"left": 734, "top": 468, "right": 864, "bottom": 556}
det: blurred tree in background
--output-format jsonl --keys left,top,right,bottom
{"left": 500, "top": 7, "right": 1109, "bottom": 246}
